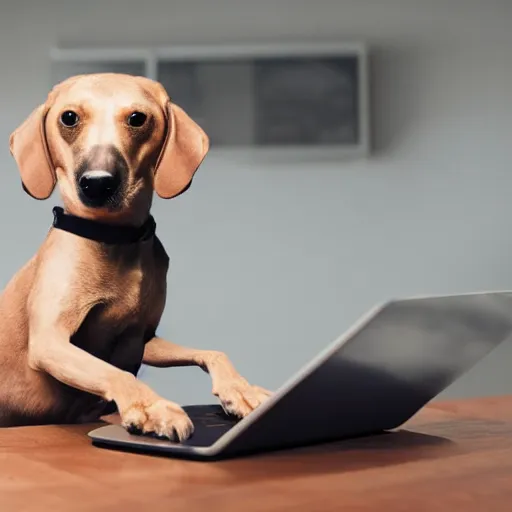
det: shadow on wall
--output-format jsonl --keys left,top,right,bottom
{"left": 369, "top": 43, "right": 424, "bottom": 155}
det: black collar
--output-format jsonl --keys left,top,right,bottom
{"left": 52, "top": 206, "right": 156, "bottom": 245}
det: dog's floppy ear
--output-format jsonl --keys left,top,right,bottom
{"left": 9, "top": 104, "right": 56, "bottom": 200}
{"left": 153, "top": 101, "right": 209, "bottom": 199}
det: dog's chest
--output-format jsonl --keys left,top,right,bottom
{"left": 103, "top": 241, "right": 165, "bottom": 321}
{"left": 110, "top": 264, "right": 153, "bottom": 319}
{"left": 74, "top": 239, "right": 168, "bottom": 370}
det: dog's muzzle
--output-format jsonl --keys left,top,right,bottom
{"left": 76, "top": 145, "right": 128, "bottom": 208}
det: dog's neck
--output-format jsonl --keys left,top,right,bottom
{"left": 51, "top": 206, "right": 156, "bottom": 245}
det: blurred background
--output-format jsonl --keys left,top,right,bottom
{"left": 0, "top": 0, "right": 511, "bottom": 405}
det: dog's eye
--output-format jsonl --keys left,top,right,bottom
{"left": 60, "top": 110, "right": 79, "bottom": 127}
{"left": 128, "top": 112, "right": 147, "bottom": 128}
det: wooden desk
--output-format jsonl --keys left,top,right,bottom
{"left": 1, "top": 396, "right": 512, "bottom": 511}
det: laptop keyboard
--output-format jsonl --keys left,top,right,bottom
{"left": 124, "top": 404, "right": 240, "bottom": 447}
{"left": 180, "top": 404, "right": 241, "bottom": 447}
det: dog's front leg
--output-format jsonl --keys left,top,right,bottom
{"left": 27, "top": 285, "right": 193, "bottom": 440}
{"left": 28, "top": 331, "right": 194, "bottom": 439}
{"left": 143, "top": 336, "right": 272, "bottom": 417}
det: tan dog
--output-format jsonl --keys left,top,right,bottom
{"left": 0, "top": 73, "right": 270, "bottom": 441}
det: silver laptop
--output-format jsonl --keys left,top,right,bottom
{"left": 89, "top": 291, "right": 512, "bottom": 460}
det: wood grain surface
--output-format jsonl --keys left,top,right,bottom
{"left": 2, "top": 396, "right": 512, "bottom": 511}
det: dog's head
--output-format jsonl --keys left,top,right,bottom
{"left": 9, "top": 73, "right": 209, "bottom": 223}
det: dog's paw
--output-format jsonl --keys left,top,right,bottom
{"left": 121, "top": 399, "right": 194, "bottom": 442}
{"left": 213, "top": 379, "right": 272, "bottom": 418}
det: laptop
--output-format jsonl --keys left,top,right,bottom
{"left": 89, "top": 290, "right": 512, "bottom": 460}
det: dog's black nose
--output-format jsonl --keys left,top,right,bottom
{"left": 78, "top": 171, "right": 121, "bottom": 206}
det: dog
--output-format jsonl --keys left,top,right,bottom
{"left": 0, "top": 73, "right": 271, "bottom": 441}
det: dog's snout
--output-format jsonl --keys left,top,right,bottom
{"left": 79, "top": 171, "right": 121, "bottom": 205}
{"left": 76, "top": 145, "right": 128, "bottom": 208}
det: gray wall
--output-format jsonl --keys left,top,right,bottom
{"left": 0, "top": 0, "right": 511, "bottom": 405}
